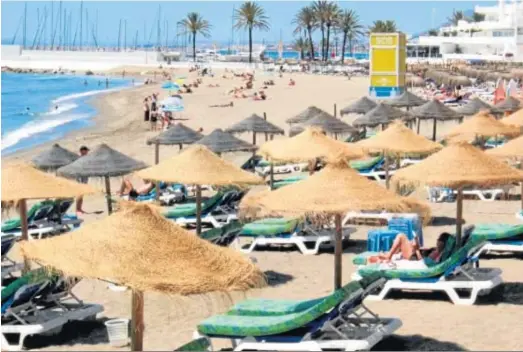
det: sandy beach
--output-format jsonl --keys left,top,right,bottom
{"left": 3, "top": 67, "right": 523, "bottom": 351}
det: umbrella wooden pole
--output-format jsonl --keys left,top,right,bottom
{"left": 252, "top": 132, "right": 257, "bottom": 146}
{"left": 334, "top": 214, "right": 343, "bottom": 290}
{"left": 196, "top": 185, "right": 202, "bottom": 235}
{"left": 20, "top": 199, "right": 31, "bottom": 274}
{"left": 131, "top": 289, "right": 144, "bottom": 351}
{"left": 384, "top": 154, "right": 390, "bottom": 189}
{"left": 416, "top": 118, "right": 421, "bottom": 134}
{"left": 154, "top": 142, "right": 160, "bottom": 164}
{"left": 104, "top": 176, "right": 113, "bottom": 215}
{"left": 334, "top": 103, "right": 337, "bottom": 118}
{"left": 264, "top": 113, "right": 268, "bottom": 141}
{"left": 520, "top": 182, "right": 523, "bottom": 210}
{"left": 432, "top": 118, "right": 437, "bottom": 141}
{"left": 269, "top": 163, "right": 274, "bottom": 190}
{"left": 456, "top": 188, "right": 463, "bottom": 248}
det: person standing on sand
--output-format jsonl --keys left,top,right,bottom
{"left": 105, "top": 78, "right": 109, "bottom": 88}
{"left": 143, "top": 98, "right": 150, "bottom": 122}
{"left": 76, "top": 146, "right": 90, "bottom": 214}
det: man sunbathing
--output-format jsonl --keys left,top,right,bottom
{"left": 118, "top": 178, "right": 155, "bottom": 199}
{"left": 368, "top": 232, "right": 451, "bottom": 269}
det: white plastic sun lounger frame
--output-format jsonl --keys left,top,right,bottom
{"left": 175, "top": 213, "right": 238, "bottom": 229}
{"left": 342, "top": 212, "right": 419, "bottom": 228}
{"left": 352, "top": 253, "right": 503, "bottom": 305}
{"left": 255, "top": 163, "right": 309, "bottom": 178}
{"left": 455, "top": 189, "right": 505, "bottom": 202}
{"left": 239, "top": 226, "right": 355, "bottom": 255}
{"left": 473, "top": 241, "right": 523, "bottom": 256}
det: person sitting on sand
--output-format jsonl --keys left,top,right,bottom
{"left": 209, "top": 101, "right": 234, "bottom": 108}
{"left": 259, "top": 90, "right": 267, "bottom": 100}
{"left": 289, "top": 78, "right": 296, "bottom": 86}
{"left": 367, "top": 232, "right": 451, "bottom": 269}
{"left": 118, "top": 178, "right": 155, "bottom": 199}
{"left": 207, "top": 83, "right": 220, "bottom": 88}
{"left": 246, "top": 80, "right": 253, "bottom": 89}
{"left": 253, "top": 92, "right": 262, "bottom": 101}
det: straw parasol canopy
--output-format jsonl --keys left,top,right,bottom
{"left": 454, "top": 98, "right": 497, "bottom": 116}
{"left": 21, "top": 202, "right": 265, "bottom": 294}
{"left": 247, "top": 158, "right": 410, "bottom": 289}
{"left": 494, "top": 96, "right": 521, "bottom": 112}
{"left": 352, "top": 103, "right": 412, "bottom": 128}
{"left": 226, "top": 114, "right": 284, "bottom": 136}
{"left": 501, "top": 108, "right": 523, "bottom": 127}
{"left": 486, "top": 135, "right": 523, "bottom": 158}
{"left": 357, "top": 120, "right": 442, "bottom": 156}
{"left": 137, "top": 144, "right": 263, "bottom": 186}
{"left": 146, "top": 123, "right": 203, "bottom": 146}
{"left": 411, "top": 99, "right": 463, "bottom": 141}
{"left": 31, "top": 144, "right": 79, "bottom": 171}
{"left": 444, "top": 110, "right": 521, "bottom": 141}
{"left": 285, "top": 106, "right": 326, "bottom": 124}
{"left": 57, "top": 143, "right": 147, "bottom": 178}
{"left": 21, "top": 202, "right": 266, "bottom": 351}
{"left": 392, "top": 142, "right": 523, "bottom": 245}
{"left": 384, "top": 91, "right": 426, "bottom": 109}
{"left": 195, "top": 129, "right": 257, "bottom": 155}
{"left": 301, "top": 111, "right": 358, "bottom": 136}
{"left": 258, "top": 127, "right": 364, "bottom": 163}
{"left": 340, "top": 97, "right": 377, "bottom": 116}
{"left": 289, "top": 125, "right": 305, "bottom": 137}
{"left": 137, "top": 144, "right": 263, "bottom": 235}
{"left": 2, "top": 163, "right": 97, "bottom": 202}
{"left": 57, "top": 144, "right": 147, "bottom": 214}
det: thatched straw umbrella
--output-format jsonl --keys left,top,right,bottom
{"left": 136, "top": 145, "right": 263, "bottom": 234}
{"left": 2, "top": 163, "right": 96, "bottom": 271}
{"left": 501, "top": 108, "right": 523, "bottom": 127}
{"left": 21, "top": 202, "right": 265, "bottom": 351}
{"left": 487, "top": 135, "right": 523, "bottom": 210}
{"left": 384, "top": 91, "right": 426, "bottom": 111}
{"left": 286, "top": 106, "right": 326, "bottom": 125}
{"left": 392, "top": 142, "right": 523, "bottom": 246}
{"left": 31, "top": 144, "right": 79, "bottom": 171}
{"left": 357, "top": 121, "right": 442, "bottom": 188}
{"left": 57, "top": 144, "right": 147, "bottom": 215}
{"left": 411, "top": 99, "right": 463, "bottom": 141}
{"left": 194, "top": 128, "right": 257, "bottom": 156}
{"left": 454, "top": 98, "right": 498, "bottom": 116}
{"left": 444, "top": 110, "right": 521, "bottom": 143}
{"left": 225, "top": 113, "right": 284, "bottom": 145}
{"left": 289, "top": 125, "right": 305, "bottom": 137}
{"left": 494, "top": 96, "right": 521, "bottom": 113}
{"left": 146, "top": 123, "right": 203, "bottom": 164}
{"left": 353, "top": 103, "right": 412, "bottom": 130}
{"left": 340, "top": 97, "right": 377, "bottom": 116}
{"left": 301, "top": 111, "right": 358, "bottom": 139}
{"left": 246, "top": 159, "right": 410, "bottom": 289}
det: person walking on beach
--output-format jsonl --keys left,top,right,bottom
{"left": 143, "top": 98, "right": 150, "bottom": 123}
{"left": 76, "top": 146, "right": 90, "bottom": 214}
{"left": 105, "top": 78, "right": 109, "bottom": 88}
{"left": 150, "top": 97, "right": 158, "bottom": 131}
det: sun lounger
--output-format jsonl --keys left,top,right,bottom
{"left": 471, "top": 224, "right": 523, "bottom": 256}
{"left": 350, "top": 156, "right": 391, "bottom": 183}
{"left": 352, "top": 233, "right": 502, "bottom": 305}
{"left": 194, "top": 274, "right": 401, "bottom": 351}
{"left": 457, "top": 188, "right": 506, "bottom": 201}
{"left": 254, "top": 159, "right": 309, "bottom": 178}
{"left": 239, "top": 218, "right": 352, "bottom": 255}
{"left": 176, "top": 337, "right": 211, "bottom": 351}
{"left": 426, "top": 186, "right": 455, "bottom": 203}
{"left": 518, "top": 210, "right": 523, "bottom": 221}
{"left": 271, "top": 176, "right": 307, "bottom": 189}
{"left": 1, "top": 272, "right": 103, "bottom": 351}
{"left": 1, "top": 201, "right": 55, "bottom": 232}
{"left": 200, "top": 221, "right": 243, "bottom": 247}
{"left": 1, "top": 235, "right": 24, "bottom": 280}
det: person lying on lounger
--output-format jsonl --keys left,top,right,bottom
{"left": 368, "top": 232, "right": 451, "bottom": 268}
{"left": 118, "top": 178, "right": 155, "bottom": 199}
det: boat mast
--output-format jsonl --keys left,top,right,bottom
{"left": 11, "top": 16, "right": 23, "bottom": 45}
{"left": 50, "top": 1, "right": 54, "bottom": 48}
{"left": 229, "top": 4, "right": 235, "bottom": 54}
{"left": 156, "top": 5, "right": 161, "bottom": 50}
{"left": 124, "top": 19, "right": 127, "bottom": 50}
{"left": 117, "top": 19, "right": 122, "bottom": 51}
{"left": 23, "top": 2, "right": 27, "bottom": 49}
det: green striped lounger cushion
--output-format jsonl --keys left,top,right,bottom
{"left": 163, "top": 193, "right": 222, "bottom": 219}
{"left": 472, "top": 224, "right": 523, "bottom": 240}
{"left": 349, "top": 156, "right": 383, "bottom": 171}
{"left": 358, "top": 235, "right": 485, "bottom": 280}
{"left": 240, "top": 218, "right": 300, "bottom": 237}
{"left": 176, "top": 338, "right": 210, "bottom": 351}
{"left": 227, "top": 297, "right": 326, "bottom": 316}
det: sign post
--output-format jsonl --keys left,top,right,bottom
{"left": 369, "top": 32, "right": 406, "bottom": 99}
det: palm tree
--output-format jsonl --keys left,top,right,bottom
{"left": 471, "top": 11, "right": 485, "bottom": 22}
{"left": 178, "top": 12, "right": 212, "bottom": 62}
{"left": 293, "top": 37, "right": 308, "bottom": 59}
{"left": 448, "top": 10, "right": 465, "bottom": 25}
{"left": 234, "top": 1, "right": 270, "bottom": 63}
{"left": 323, "top": 2, "right": 341, "bottom": 62}
{"left": 312, "top": 1, "right": 328, "bottom": 61}
{"left": 368, "top": 20, "right": 397, "bottom": 33}
{"left": 292, "top": 6, "right": 317, "bottom": 60}
{"left": 336, "top": 9, "right": 364, "bottom": 64}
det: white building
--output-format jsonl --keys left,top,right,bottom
{"left": 407, "top": 0, "right": 523, "bottom": 62}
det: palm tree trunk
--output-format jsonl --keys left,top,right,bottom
{"left": 349, "top": 35, "right": 353, "bottom": 57}
{"left": 320, "top": 24, "right": 325, "bottom": 61}
{"left": 248, "top": 26, "right": 253, "bottom": 63}
{"left": 325, "top": 24, "right": 331, "bottom": 61}
{"left": 341, "top": 32, "right": 347, "bottom": 64}
{"left": 192, "top": 32, "right": 196, "bottom": 62}
{"left": 307, "top": 27, "right": 315, "bottom": 60}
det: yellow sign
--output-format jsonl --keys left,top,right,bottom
{"left": 371, "top": 75, "right": 398, "bottom": 87}
{"left": 370, "top": 35, "right": 398, "bottom": 47}
{"left": 371, "top": 48, "right": 397, "bottom": 72}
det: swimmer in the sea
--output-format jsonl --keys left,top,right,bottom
{"left": 84, "top": 80, "right": 88, "bottom": 86}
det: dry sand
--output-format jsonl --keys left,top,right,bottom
{"left": 3, "top": 68, "right": 523, "bottom": 351}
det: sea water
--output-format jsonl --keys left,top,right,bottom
{"left": 1, "top": 72, "right": 132, "bottom": 155}
{"left": 218, "top": 49, "right": 369, "bottom": 60}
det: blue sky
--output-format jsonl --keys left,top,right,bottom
{"left": 1, "top": 1, "right": 496, "bottom": 47}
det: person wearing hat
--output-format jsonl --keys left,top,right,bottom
{"left": 76, "top": 146, "right": 90, "bottom": 214}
